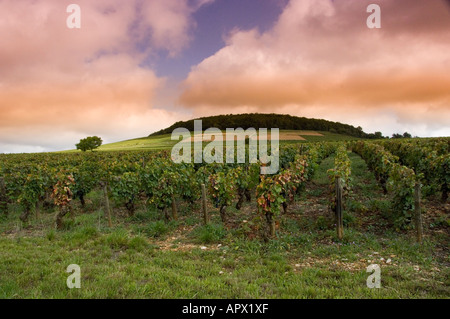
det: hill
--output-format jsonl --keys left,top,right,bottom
{"left": 86, "top": 113, "right": 372, "bottom": 152}
{"left": 150, "top": 113, "right": 379, "bottom": 139}
{"left": 62, "top": 114, "right": 375, "bottom": 152}
{"left": 94, "top": 130, "right": 360, "bottom": 152}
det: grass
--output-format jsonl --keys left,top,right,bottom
{"left": 189, "top": 223, "right": 227, "bottom": 244}
{"left": 0, "top": 222, "right": 447, "bottom": 298}
{"left": 0, "top": 151, "right": 448, "bottom": 299}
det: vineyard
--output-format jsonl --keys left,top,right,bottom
{"left": 0, "top": 137, "right": 448, "bottom": 298}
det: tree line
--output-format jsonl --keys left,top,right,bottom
{"left": 150, "top": 113, "right": 382, "bottom": 139}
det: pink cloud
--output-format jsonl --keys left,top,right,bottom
{"left": 0, "top": 0, "right": 208, "bottom": 151}
{"left": 179, "top": 0, "right": 450, "bottom": 136}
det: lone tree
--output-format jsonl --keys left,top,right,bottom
{"left": 374, "top": 131, "right": 383, "bottom": 139}
{"left": 76, "top": 136, "right": 102, "bottom": 152}
{"left": 391, "top": 132, "right": 412, "bottom": 139}
{"left": 402, "top": 132, "right": 412, "bottom": 138}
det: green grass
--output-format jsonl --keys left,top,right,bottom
{"left": 99, "top": 135, "right": 177, "bottom": 151}
{"left": 0, "top": 222, "right": 447, "bottom": 298}
{"left": 189, "top": 223, "right": 227, "bottom": 244}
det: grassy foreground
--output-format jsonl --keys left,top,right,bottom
{"left": 0, "top": 153, "right": 448, "bottom": 298}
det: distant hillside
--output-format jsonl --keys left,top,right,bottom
{"left": 150, "top": 113, "right": 378, "bottom": 139}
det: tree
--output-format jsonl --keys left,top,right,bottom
{"left": 374, "top": 131, "right": 383, "bottom": 139}
{"left": 391, "top": 132, "right": 411, "bottom": 139}
{"left": 403, "top": 132, "right": 412, "bottom": 138}
{"left": 76, "top": 136, "right": 102, "bottom": 152}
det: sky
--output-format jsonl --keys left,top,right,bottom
{"left": 0, "top": 0, "right": 449, "bottom": 153}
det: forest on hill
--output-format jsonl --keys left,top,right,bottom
{"left": 150, "top": 113, "right": 384, "bottom": 139}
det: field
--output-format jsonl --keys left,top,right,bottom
{"left": 67, "top": 130, "right": 360, "bottom": 152}
{"left": 0, "top": 137, "right": 448, "bottom": 299}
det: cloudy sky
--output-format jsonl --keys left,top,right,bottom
{"left": 1, "top": 0, "right": 449, "bottom": 153}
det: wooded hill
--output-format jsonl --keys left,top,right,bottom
{"left": 150, "top": 113, "right": 380, "bottom": 139}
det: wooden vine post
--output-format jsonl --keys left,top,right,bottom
{"left": 201, "top": 184, "right": 209, "bottom": 225}
{"left": 335, "top": 177, "right": 344, "bottom": 240}
{"left": 102, "top": 181, "right": 113, "bottom": 227}
{"left": 171, "top": 194, "right": 178, "bottom": 220}
{"left": 0, "top": 177, "right": 8, "bottom": 217}
{"left": 269, "top": 214, "right": 276, "bottom": 238}
{"left": 414, "top": 183, "right": 423, "bottom": 244}
{"left": 35, "top": 201, "right": 41, "bottom": 219}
